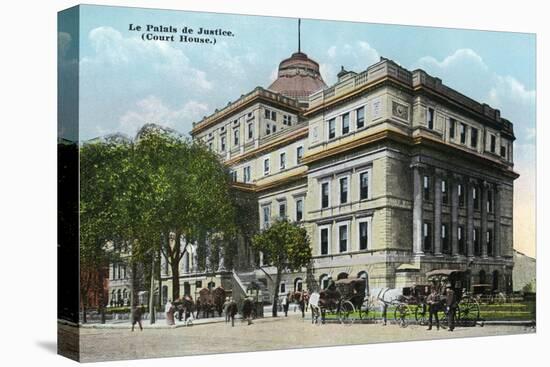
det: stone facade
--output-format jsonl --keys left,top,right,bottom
{"left": 173, "top": 54, "right": 518, "bottom": 299}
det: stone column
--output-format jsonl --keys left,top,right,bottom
{"left": 192, "top": 243, "right": 199, "bottom": 272}
{"left": 433, "top": 169, "right": 444, "bottom": 256}
{"left": 466, "top": 178, "right": 476, "bottom": 257}
{"left": 183, "top": 251, "right": 189, "bottom": 273}
{"left": 494, "top": 184, "right": 501, "bottom": 258}
{"left": 217, "top": 246, "right": 226, "bottom": 271}
{"left": 450, "top": 174, "right": 461, "bottom": 256}
{"left": 481, "top": 181, "right": 489, "bottom": 258}
{"left": 411, "top": 162, "right": 426, "bottom": 256}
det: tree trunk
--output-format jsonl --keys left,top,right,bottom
{"left": 170, "top": 260, "right": 180, "bottom": 301}
{"left": 149, "top": 255, "right": 156, "bottom": 324}
{"left": 272, "top": 269, "right": 282, "bottom": 317}
{"left": 129, "top": 262, "right": 136, "bottom": 323}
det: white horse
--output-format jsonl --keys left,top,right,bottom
{"left": 365, "top": 287, "right": 405, "bottom": 325}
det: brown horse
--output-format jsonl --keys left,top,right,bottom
{"left": 212, "top": 287, "right": 226, "bottom": 317}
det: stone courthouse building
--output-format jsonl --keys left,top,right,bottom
{"left": 185, "top": 45, "right": 518, "bottom": 298}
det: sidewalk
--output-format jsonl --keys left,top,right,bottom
{"left": 75, "top": 305, "right": 291, "bottom": 329}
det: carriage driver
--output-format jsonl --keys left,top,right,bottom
{"left": 445, "top": 283, "right": 457, "bottom": 332}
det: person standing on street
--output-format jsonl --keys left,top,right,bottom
{"left": 131, "top": 303, "right": 144, "bottom": 332}
{"left": 282, "top": 293, "right": 290, "bottom": 317}
{"left": 426, "top": 288, "right": 440, "bottom": 330}
{"left": 445, "top": 283, "right": 456, "bottom": 331}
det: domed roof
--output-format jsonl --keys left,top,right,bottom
{"left": 268, "top": 51, "right": 327, "bottom": 102}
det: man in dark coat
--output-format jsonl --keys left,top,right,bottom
{"left": 131, "top": 304, "right": 144, "bottom": 331}
{"left": 426, "top": 288, "right": 441, "bottom": 330}
{"left": 445, "top": 284, "right": 456, "bottom": 331}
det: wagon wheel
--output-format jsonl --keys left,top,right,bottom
{"left": 393, "top": 303, "right": 411, "bottom": 327}
{"left": 458, "top": 296, "right": 480, "bottom": 326}
{"left": 338, "top": 301, "right": 355, "bottom": 325}
{"left": 414, "top": 304, "right": 428, "bottom": 325}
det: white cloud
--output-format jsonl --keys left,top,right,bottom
{"left": 320, "top": 41, "right": 380, "bottom": 84}
{"left": 119, "top": 95, "right": 209, "bottom": 137}
{"left": 81, "top": 26, "right": 213, "bottom": 91}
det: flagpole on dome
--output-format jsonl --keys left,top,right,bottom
{"left": 298, "top": 18, "right": 301, "bottom": 53}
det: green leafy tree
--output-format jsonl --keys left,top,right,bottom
{"left": 252, "top": 219, "right": 311, "bottom": 316}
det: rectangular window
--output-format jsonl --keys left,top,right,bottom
{"left": 360, "top": 171, "right": 369, "bottom": 200}
{"left": 321, "top": 182, "right": 329, "bottom": 208}
{"left": 339, "top": 225, "right": 348, "bottom": 253}
{"left": 500, "top": 145, "right": 506, "bottom": 158}
{"left": 320, "top": 228, "right": 329, "bottom": 255}
{"left": 220, "top": 136, "right": 226, "bottom": 152}
{"left": 328, "top": 118, "right": 336, "bottom": 139}
{"left": 266, "top": 123, "right": 271, "bottom": 135}
{"left": 233, "top": 128, "right": 239, "bottom": 146}
{"left": 474, "top": 227, "right": 481, "bottom": 256}
{"left": 230, "top": 170, "right": 237, "bottom": 182}
{"left": 248, "top": 123, "right": 254, "bottom": 139}
{"left": 264, "top": 158, "right": 270, "bottom": 176}
{"left": 490, "top": 134, "right": 496, "bottom": 153}
{"left": 208, "top": 142, "right": 213, "bottom": 151}
{"left": 356, "top": 106, "right": 365, "bottom": 129}
{"left": 279, "top": 202, "right": 286, "bottom": 219}
{"left": 423, "top": 222, "right": 432, "bottom": 253}
{"left": 280, "top": 152, "right": 286, "bottom": 170}
{"left": 487, "top": 229, "right": 493, "bottom": 257}
{"left": 243, "top": 166, "right": 251, "bottom": 183}
{"left": 280, "top": 283, "right": 286, "bottom": 294}
{"left": 442, "top": 223, "right": 450, "bottom": 254}
{"left": 264, "top": 109, "right": 276, "bottom": 121}
{"left": 449, "top": 118, "right": 456, "bottom": 138}
{"left": 458, "top": 226, "right": 465, "bottom": 255}
{"left": 342, "top": 113, "right": 350, "bottom": 135}
{"left": 471, "top": 128, "right": 478, "bottom": 148}
{"left": 283, "top": 114, "right": 292, "bottom": 126}
{"left": 473, "top": 186, "right": 479, "bottom": 210}
{"left": 262, "top": 206, "right": 271, "bottom": 228}
{"left": 272, "top": 111, "right": 277, "bottom": 121}
{"left": 339, "top": 177, "right": 348, "bottom": 204}
{"left": 458, "top": 184, "right": 465, "bottom": 207}
{"left": 359, "top": 221, "right": 369, "bottom": 250}
{"left": 442, "top": 180, "right": 448, "bottom": 205}
{"left": 296, "top": 199, "right": 303, "bottom": 222}
{"left": 460, "top": 123, "right": 467, "bottom": 144}
{"left": 264, "top": 109, "right": 271, "bottom": 119}
{"left": 423, "top": 175, "right": 431, "bottom": 201}
{"left": 296, "top": 146, "right": 304, "bottom": 162}
{"left": 487, "top": 190, "right": 493, "bottom": 213}
{"left": 272, "top": 124, "right": 277, "bottom": 133}
{"left": 427, "top": 107, "right": 435, "bottom": 129}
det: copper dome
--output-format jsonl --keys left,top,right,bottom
{"left": 268, "top": 51, "right": 327, "bottom": 102}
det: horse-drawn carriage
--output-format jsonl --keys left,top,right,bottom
{"left": 409, "top": 269, "right": 480, "bottom": 327}
{"left": 310, "top": 276, "right": 370, "bottom": 325}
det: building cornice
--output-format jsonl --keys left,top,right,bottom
{"left": 225, "top": 126, "right": 308, "bottom": 166}
{"left": 191, "top": 87, "right": 303, "bottom": 136}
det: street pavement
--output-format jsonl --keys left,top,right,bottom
{"left": 67, "top": 312, "right": 535, "bottom": 362}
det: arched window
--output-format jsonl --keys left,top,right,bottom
{"left": 122, "top": 289, "right": 128, "bottom": 300}
{"left": 208, "top": 281, "right": 216, "bottom": 290}
{"left": 492, "top": 270, "right": 499, "bottom": 291}
{"left": 294, "top": 278, "right": 303, "bottom": 292}
{"left": 479, "top": 270, "right": 486, "bottom": 284}
{"left": 162, "top": 285, "right": 168, "bottom": 304}
{"left": 319, "top": 274, "right": 330, "bottom": 290}
{"left": 116, "top": 289, "right": 121, "bottom": 301}
{"left": 337, "top": 272, "right": 349, "bottom": 280}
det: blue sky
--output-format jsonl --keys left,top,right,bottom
{"left": 63, "top": 4, "right": 536, "bottom": 256}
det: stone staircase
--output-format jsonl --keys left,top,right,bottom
{"left": 231, "top": 270, "right": 272, "bottom": 305}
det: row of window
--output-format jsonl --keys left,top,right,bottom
{"left": 423, "top": 222, "right": 495, "bottom": 256}
{"left": 327, "top": 106, "right": 366, "bottom": 140}
{"left": 262, "top": 197, "right": 304, "bottom": 227}
{"left": 427, "top": 108, "right": 508, "bottom": 158}
{"left": 320, "top": 170, "right": 370, "bottom": 209}
{"left": 422, "top": 175, "right": 494, "bottom": 212}
{"left": 262, "top": 146, "right": 304, "bottom": 176}
{"left": 111, "top": 264, "right": 127, "bottom": 280}
{"left": 319, "top": 219, "right": 371, "bottom": 255}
